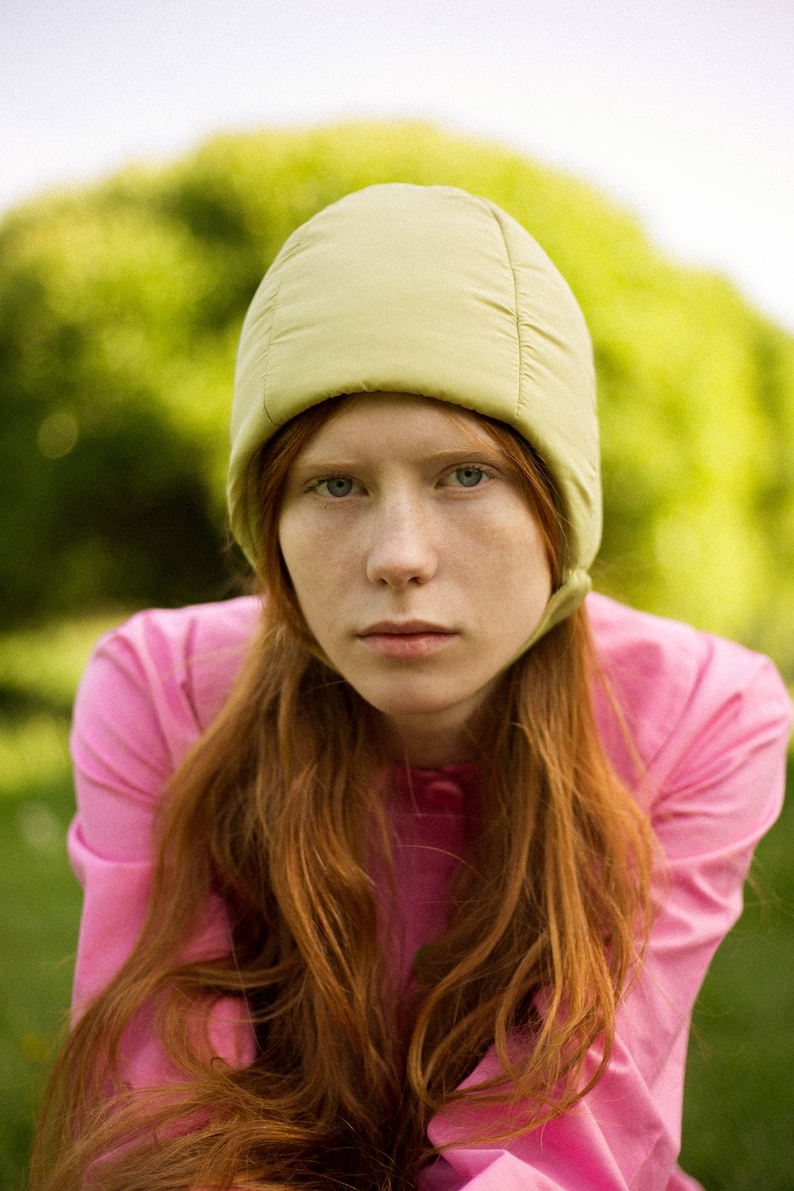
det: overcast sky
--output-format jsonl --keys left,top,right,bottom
{"left": 2, "top": 0, "right": 793, "bottom": 330}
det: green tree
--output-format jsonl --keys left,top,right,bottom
{"left": 2, "top": 122, "right": 793, "bottom": 671}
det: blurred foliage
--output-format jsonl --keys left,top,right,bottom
{"left": 0, "top": 613, "right": 124, "bottom": 718}
{"left": 3, "top": 122, "right": 794, "bottom": 672}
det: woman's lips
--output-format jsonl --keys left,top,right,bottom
{"left": 357, "top": 621, "right": 458, "bottom": 659}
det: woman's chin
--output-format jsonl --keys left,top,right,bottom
{"left": 346, "top": 673, "right": 497, "bottom": 729}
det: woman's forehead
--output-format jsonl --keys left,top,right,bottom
{"left": 295, "top": 392, "right": 500, "bottom": 460}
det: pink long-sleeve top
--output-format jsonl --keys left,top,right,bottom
{"left": 67, "top": 592, "right": 792, "bottom": 1191}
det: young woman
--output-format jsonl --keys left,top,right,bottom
{"left": 36, "top": 184, "right": 791, "bottom": 1191}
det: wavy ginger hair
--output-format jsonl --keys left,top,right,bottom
{"left": 34, "top": 397, "right": 654, "bottom": 1191}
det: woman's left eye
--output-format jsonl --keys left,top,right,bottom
{"left": 314, "top": 476, "right": 357, "bottom": 498}
{"left": 443, "top": 466, "right": 489, "bottom": 489}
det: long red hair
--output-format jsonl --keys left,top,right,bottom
{"left": 33, "top": 398, "right": 654, "bottom": 1191}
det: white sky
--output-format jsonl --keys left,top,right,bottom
{"left": 2, "top": 0, "right": 793, "bottom": 330}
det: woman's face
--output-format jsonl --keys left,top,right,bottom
{"left": 278, "top": 393, "right": 552, "bottom": 764}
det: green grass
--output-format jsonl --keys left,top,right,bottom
{"left": 0, "top": 772, "right": 81, "bottom": 1191}
{"left": 0, "top": 615, "right": 792, "bottom": 1190}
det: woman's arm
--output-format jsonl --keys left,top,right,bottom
{"left": 67, "top": 601, "right": 259, "bottom": 1081}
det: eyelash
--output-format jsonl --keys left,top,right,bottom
{"left": 446, "top": 464, "right": 498, "bottom": 483}
{"left": 307, "top": 475, "right": 358, "bottom": 496}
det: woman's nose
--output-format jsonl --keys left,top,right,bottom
{"left": 365, "top": 495, "right": 438, "bottom": 588}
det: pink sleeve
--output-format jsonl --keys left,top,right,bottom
{"left": 424, "top": 626, "right": 791, "bottom": 1191}
{"left": 67, "top": 603, "right": 258, "bottom": 1084}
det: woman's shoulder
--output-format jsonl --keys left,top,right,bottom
{"left": 586, "top": 591, "right": 792, "bottom": 785}
{"left": 108, "top": 595, "right": 259, "bottom": 715}
{"left": 72, "top": 596, "right": 261, "bottom": 781}
{"left": 68, "top": 598, "right": 260, "bottom": 1008}
{"left": 106, "top": 594, "right": 261, "bottom": 653}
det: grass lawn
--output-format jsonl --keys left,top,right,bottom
{"left": 0, "top": 770, "right": 80, "bottom": 1190}
{"left": 0, "top": 615, "right": 792, "bottom": 1190}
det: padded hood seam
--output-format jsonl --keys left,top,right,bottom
{"left": 483, "top": 200, "right": 523, "bottom": 428}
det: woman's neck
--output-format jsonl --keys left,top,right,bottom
{"left": 383, "top": 693, "right": 491, "bottom": 769}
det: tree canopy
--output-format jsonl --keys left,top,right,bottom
{"left": 3, "top": 122, "right": 793, "bottom": 673}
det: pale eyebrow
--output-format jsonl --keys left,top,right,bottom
{"left": 289, "top": 457, "right": 363, "bottom": 480}
{"left": 420, "top": 447, "right": 506, "bottom": 467}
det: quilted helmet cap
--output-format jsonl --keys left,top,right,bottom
{"left": 227, "top": 183, "right": 601, "bottom": 653}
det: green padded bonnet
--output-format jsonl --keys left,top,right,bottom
{"left": 228, "top": 183, "right": 601, "bottom": 652}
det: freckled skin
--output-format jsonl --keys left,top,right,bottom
{"left": 278, "top": 393, "right": 552, "bottom": 767}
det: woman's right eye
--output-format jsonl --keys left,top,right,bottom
{"left": 315, "top": 476, "right": 356, "bottom": 498}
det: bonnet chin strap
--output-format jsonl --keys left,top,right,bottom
{"left": 507, "top": 567, "right": 592, "bottom": 664}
